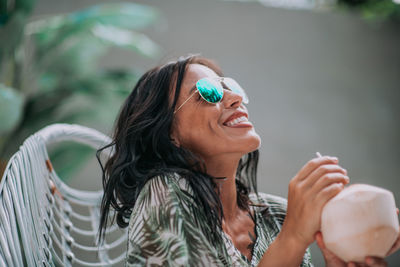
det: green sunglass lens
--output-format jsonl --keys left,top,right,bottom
{"left": 196, "top": 78, "right": 223, "bottom": 103}
{"left": 224, "top": 78, "right": 249, "bottom": 104}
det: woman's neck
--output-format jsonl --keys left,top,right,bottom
{"left": 204, "top": 155, "right": 240, "bottom": 222}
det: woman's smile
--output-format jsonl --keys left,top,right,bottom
{"left": 222, "top": 110, "right": 253, "bottom": 128}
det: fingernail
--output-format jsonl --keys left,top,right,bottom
{"left": 345, "top": 176, "right": 350, "bottom": 183}
{"left": 366, "top": 257, "right": 374, "bottom": 265}
{"left": 330, "top": 157, "right": 338, "bottom": 162}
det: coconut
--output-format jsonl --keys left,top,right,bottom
{"left": 321, "top": 184, "right": 399, "bottom": 262}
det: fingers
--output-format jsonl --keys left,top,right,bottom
{"left": 348, "top": 262, "right": 368, "bottom": 267}
{"left": 286, "top": 155, "right": 347, "bottom": 248}
{"left": 315, "top": 182, "right": 344, "bottom": 206}
{"left": 311, "top": 172, "right": 349, "bottom": 195}
{"left": 302, "top": 164, "right": 348, "bottom": 188}
{"left": 296, "top": 156, "right": 339, "bottom": 181}
{"left": 385, "top": 226, "right": 400, "bottom": 256}
{"left": 365, "top": 256, "right": 388, "bottom": 267}
{"left": 348, "top": 262, "right": 364, "bottom": 267}
{"left": 347, "top": 257, "right": 388, "bottom": 267}
{"left": 316, "top": 231, "right": 350, "bottom": 266}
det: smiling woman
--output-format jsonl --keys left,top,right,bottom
{"left": 97, "top": 55, "right": 399, "bottom": 267}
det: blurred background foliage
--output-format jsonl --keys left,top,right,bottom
{"left": 0, "top": 0, "right": 160, "bottom": 180}
{"left": 228, "top": 0, "right": 400, "bottom": 22}
{"left": 339, "top": 0, "right": 400, "bottom": 21}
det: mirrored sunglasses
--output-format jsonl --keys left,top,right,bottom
{"left": 174, "top": 77, "right": 249, "bottom": 113}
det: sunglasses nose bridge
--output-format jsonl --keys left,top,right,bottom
{"left": 221, "top": 87, "right": 243, "bottom": 108}
{"left": 218, "top": 80, "right": 236, "bottom": 96}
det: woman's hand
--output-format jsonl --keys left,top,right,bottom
{"left": 316, "top": 231, "right": 389, "bottom": 267}
{"left": 281, "top": 156, "right": 349, "bottom": 247}
{"left": 385, "top": 208, "right": 400, "bottom": 258}
{"left": 315, "top": 208, "right": 400, "bottom": 267}
{"left": 258, "top": 156, "right": 349, "bottom": 267}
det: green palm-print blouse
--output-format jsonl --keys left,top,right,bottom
{"left": 126, "top": 173, "right": 313, "bottom": 266}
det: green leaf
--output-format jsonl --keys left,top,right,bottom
{"left": 15, "top": 68, "right": 136, "bottom": 141}
{"left": 361, "top": 0, "right": 400, "bottom": 21}
{"left": 68, "top": 3, "right": 159, "bottom": 29}
{"left": 0, "top": 0, "right": 36, "bottom": 26}
{"left": 27, "top": 3, "right": 158, "bottom": 33}
{"left": 0, "top": 83, "right": 24, "bottom": 134}
{"left": 14, "top": 0, "right": 36, "bottom": 14}
{"left": 35, "top": 34, "right": 107, "bottom": 80}
{"left": 64, "top": 68, "right": 137, "bottom": 98}
{"left": 26, "top": 2, "right": 159, "bottom": 50}
{"left": 0, "top": 11, "right": 26, "bottom": 54}
{"left": 32, "top": 24, "right": 158, "bottom": 81}
{"left": 91, "top": 24, "right": 160, "bottom": 57}
{"left": 338, "top": 0, "right": 400, "bottom": 21}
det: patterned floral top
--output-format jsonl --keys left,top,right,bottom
{"left": 126, "top": 173, "right": 313, "bottom": 266}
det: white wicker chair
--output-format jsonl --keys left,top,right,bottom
{"left": 0, "top": 124, "right": 127, "bottom": 266}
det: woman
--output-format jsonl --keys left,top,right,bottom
{"left": 97, "top": 55, "right": 399, "bottom": 266}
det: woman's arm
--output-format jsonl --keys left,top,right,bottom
{"left": 259, "top": 156, "right": 349, "bottom": 267}
{"left": 258, "top": 228, "right": 309, "bottom": 267}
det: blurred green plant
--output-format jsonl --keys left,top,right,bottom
{"left": 0, "top": 0, "right": 160, "bottom": 180}
{"left": 223, "top": 0, "right": 400, "bottom": 22}
{"left": 339, "top": 0, "right": 400, "bottom": 22}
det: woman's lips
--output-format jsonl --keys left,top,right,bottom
{"left": 225, "top": 121, "right": 253, "bottom": 128}
{"left": 223, "top": 115, "right": 253, "bottom": 128}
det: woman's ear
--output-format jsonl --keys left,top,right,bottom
{"left": 170, "top": 138, "right": 180, "bottom": 147}
{"left": 170, "top": 120, "right": 181, "bottom": 147}
{"left": 169, "top": 131, "right": 181, "bottom": 147}
{"left": 170, "top": 137, "right": 180, "bottom": 147}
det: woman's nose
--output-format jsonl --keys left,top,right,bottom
{"left": 222, "top": 89, "right": 242, "bottom": 108}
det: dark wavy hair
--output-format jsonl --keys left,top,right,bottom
{"left": 96, "top": 55, "right": 259, "bottom": 245}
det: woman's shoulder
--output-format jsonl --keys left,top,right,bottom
{"left": 128, "top": 173, "right": 196, "bottom": 235}
{"left": 127, "top": 173, "right": 227, "bottom": 266}
{"left": 134, "top": 172, "right": 194, "bottom": 208}
{"left": 249, "top": 191, "right": 288, "bottom": 221}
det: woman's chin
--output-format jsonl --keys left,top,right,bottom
{"left": 237, "top": 133, "right": 261, "bottom": 154}
{"left": 248, "top": 135, "right": 261, "bottom": 152}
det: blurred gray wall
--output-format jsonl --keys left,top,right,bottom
{"left": 34, "top": 0, "right": 400, "bottom": 265}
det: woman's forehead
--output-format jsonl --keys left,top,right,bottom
{"left": 187, "top": 63, "right": 218, "bottom": 76}
{"left": 182, "top": 64, "right": 219, "bottom": 94}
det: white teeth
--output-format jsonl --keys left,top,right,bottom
{"left": 226, "top": 116, "right": 248, "bottom": 126}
